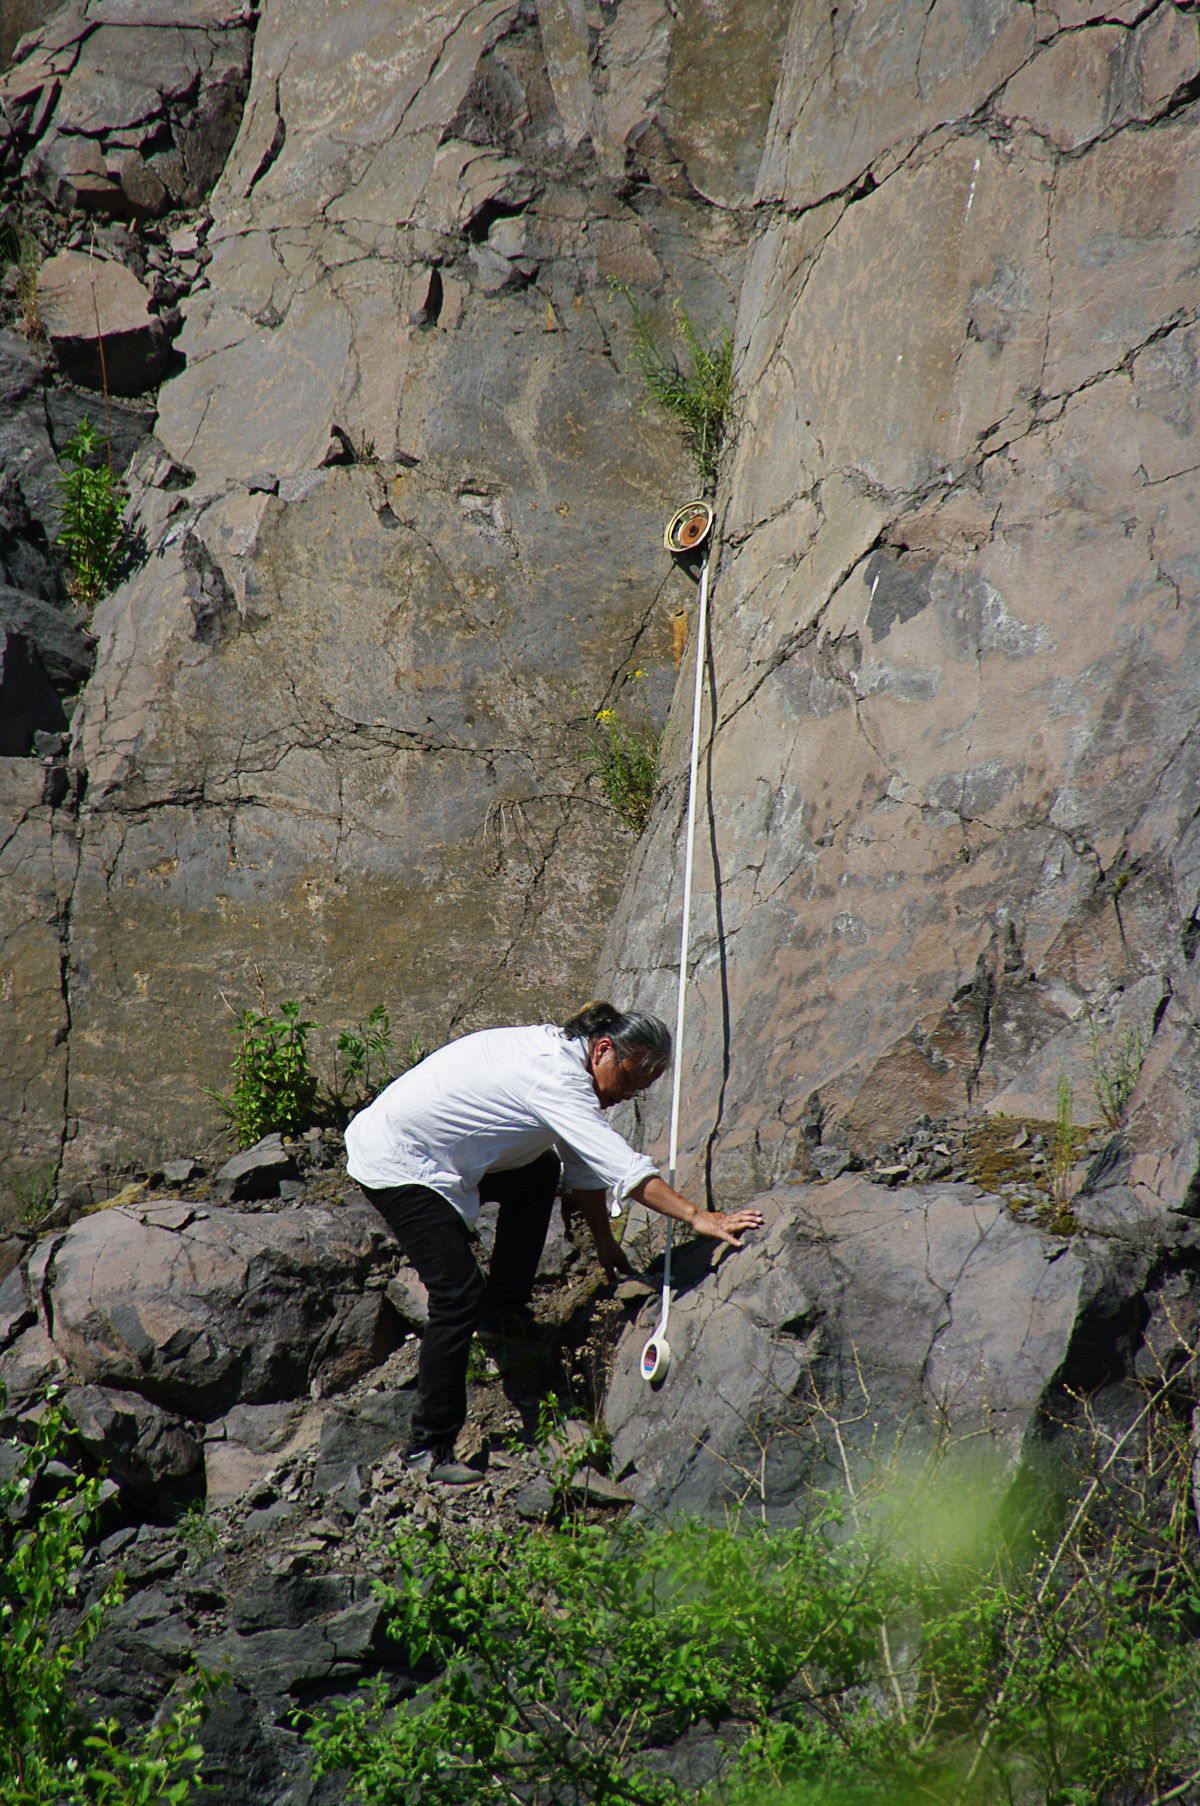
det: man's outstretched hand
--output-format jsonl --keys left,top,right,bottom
{"left": 632, "top": 1176, "right": 764, "bottom": 1248}
{"left": 689, "top": 1204, "right": 765, "bottom": 1249}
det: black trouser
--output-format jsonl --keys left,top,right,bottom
{"left": 362, "top": 1151, "right": 559, "bottom": 1450}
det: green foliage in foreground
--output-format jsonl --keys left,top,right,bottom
{"left": 56, "top": 418, "right": 125, "bottom": 614}
{"left": 0, "top": 1407, "right": 208, "bottom": 1804}
{"left": 310, "top": 1403, "right": 1200, "bottom": 1806}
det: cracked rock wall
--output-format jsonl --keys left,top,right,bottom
{"left": 2, "top": 0, "right": 792, "bottom": 1207}
{"left": 605, "top": 0, "right": 1200, "bottom": 1204}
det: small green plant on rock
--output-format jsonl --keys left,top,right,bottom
{"left": 331, "top": 1009, "right": 428, "bottom": 1122}
{"left": 56, "top": 417, "right": 125, "bottom": 614}
{"left": 332, "top": 1003, "right": 395, "bottom": 1118}
{"left": 613, "top": 283, "right": 734, "bottom": 486}
{"left": 581, "top": 670, "right": 658, "bottom": 833}
{"left": 2, "top": 222, "right": 45, "bottom": 341}
{"left": 11, "top": 1167, "right": 55, "bottom": 1231}
{"left": 534, "top": 1392, "right": 612, "bottom": 1511}
{"left": 210, "top": 982, "right": 318, "bottom": 1148}
{"left": 1051, "top": 1066, "right": 1077, "bottom": 1205}
{"left": 177, "top": 1503, "right": 222, "bottom": 1558}
{"left": 1089, "top": 1016, "right": 1146, "bottom": 1128}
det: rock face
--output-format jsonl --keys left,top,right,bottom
{"left": 603, "top": 0, "right": 1200, "bottom": 1217}
{"left": 2, "top": 0, "right": 796, "bottom": 1210}
{"left": 2, "top": 0, "right": 255, "bottom": 216}
{"left": 606, "top": 1177, "right": 1200, "bottom": 1516}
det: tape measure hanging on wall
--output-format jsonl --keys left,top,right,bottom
{"left": 641, "top": 501, "right": 716, "bottom": 1386}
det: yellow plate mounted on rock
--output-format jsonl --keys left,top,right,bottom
{"left": 664, "top": 501, "right": 714, "bottom": 555}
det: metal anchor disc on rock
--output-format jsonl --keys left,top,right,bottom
{"left": 663, "top": 501, "right": 713, "bottom": 554}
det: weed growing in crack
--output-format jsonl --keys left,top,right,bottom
{"left": 613, "top": 283, "right": 734, "bottom": 487}
{"left": 580, "top": 670, "right": 658, "bottom": 833}
{"left": 2, "top": 220, "right": 45, "bottom": 341}
{"left": 1051, "top": 1066, "right": 1077, "bottom": 1206}
{"left": 330, "top": 1005, "right": 427, "bottom": 1122}
{"left": 11, "top": 1166, "right": 55, "bottom": 1230}
{"left": 177, "top": 1502, "right": 222, "bottom": 1558}
{"left": 55, "top": 417, "right": 125, "bottom": 614}
{"left": 1089, "top": 1016, "right": 1146, "bottom": 1129}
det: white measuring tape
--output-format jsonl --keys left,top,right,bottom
{"left": 641, "top": 542, "right": 713, "bottom": 1385}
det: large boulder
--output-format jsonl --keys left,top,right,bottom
{"left": 605, "top": 1178, "right": 1200, "bottom": 1518}
{"left": 0, "top": 1196, "right": 403, "bottom": 1419}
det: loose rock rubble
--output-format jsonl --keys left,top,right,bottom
{"left": 1, "top": 1143, "right": 646, "bottom": 1804}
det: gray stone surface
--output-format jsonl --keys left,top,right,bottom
{"left": 0, "top": 1196, "right": 400, "bottom": 1416}
{"left": 214, "top": 1131, "right": 298, "bottom": 1200}
{"left": 602, "top": 1, "right": 1200, "bottom": 1215}
{"left": 38, "top": 249, "right": 168, "bottom": 392}
{"left": 2, "top": 0, "right": 253, "bottom": 211}
{"left": 8, "top": 0, "right": 791, "bottom": 1197}
{"left": 605, "top": 1178, "right": 1189, "bottom": 1517}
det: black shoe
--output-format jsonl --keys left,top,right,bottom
{"left": 404, "top": 1445, "right": 485, "bottom": 1486}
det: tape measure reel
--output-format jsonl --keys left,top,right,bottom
{"left": 641, "top": 1333, "right": 671, "bottom": 1383}
{"left": 663, "top": 501, "right": 713, "bottom": 554}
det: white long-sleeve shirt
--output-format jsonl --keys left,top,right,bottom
{"left": 343, "top": 1023, "right": 658, "bottom": 1224}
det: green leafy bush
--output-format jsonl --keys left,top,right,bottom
{"left": 210, "top": 994, "right": 318, "bottom": 1148}
{"left": 0, "top": 1404, "right": 208, "bottom": 1804}
{"left": 614, "top": 285, "right": 734, "bottom": 485}
{"left": 309, "top": 1510, "right": 884, "bottom": 1806}
{"left": 56, "top": 418, "right": 125, "bottom": 613}
{"left": 581, "top": 671, "right": 658, "bottom": 833}
{"left": 308, "top": 1384, "right": 1200, "bottom": 1806}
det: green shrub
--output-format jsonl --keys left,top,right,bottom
{"left": 210, "top": 994, "right": 318, "bottom": 1148}
{"left": 614, "top": 285, "right": 734, "bottom": 486}
{"left": 581, "top": 671, "right": 658, "bottom": 833}
{"left": 307, "top": 1387, "right": 1200, "bottom": 1806}
{"left": 309, "top": 1509, "right": 884, "bottom": 1806}
{"left": 330, "top": 1007, "right": 426, "bottom": 1122}
{"left": 0, "top": 1404, "right": 208, "bottom": 1803}
{"left": 56, "top": 418, "right": 125, "bottom": 614}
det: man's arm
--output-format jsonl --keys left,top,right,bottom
{"left": 569, "top": 1178, "right": 765, "bottom": 1281}
{"left": 629, "top": 1175, "right": 764, "bottom": 1248}
{"left": 569, "top": 1187, "right": 634, "bottom": 1282}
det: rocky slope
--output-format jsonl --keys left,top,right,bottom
{"left": 1, "top": 0, "right": 787, "bottom": 1207}
{"left": 0, "top": 3, "right": 1199, "bottom": 1794}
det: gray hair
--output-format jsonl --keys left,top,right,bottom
{"left": 561, "top": 1000, "right": 671, "bottom": 1072}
